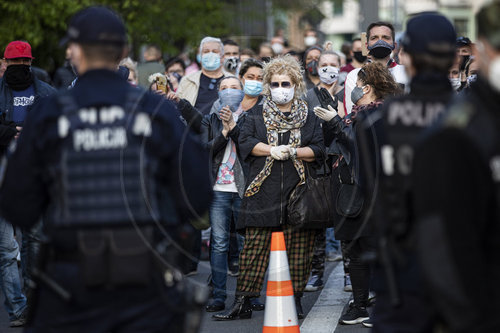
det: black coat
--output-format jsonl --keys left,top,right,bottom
{"left": 236, "top": 103, "right": 325, "bottom": 230}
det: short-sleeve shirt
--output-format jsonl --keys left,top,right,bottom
{"left": 194, "top": 74, "right": 223, "bottom": 116}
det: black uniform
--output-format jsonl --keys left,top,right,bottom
{"left": 0, "top": 69, "right": 212, "bottom": 332}
{"left": 412, "top": 76, "right": 500, "bottom": 332}
{"left": 361, "top": 74, "right": 454, "bottom": 332}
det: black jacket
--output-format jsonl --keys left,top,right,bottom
{"left": 201, "top": 111, "right": 248, "bottom": 197}
{"left": 413, "top": 76, "right": 500, "bottom": 331}
{"left": 0, "top": 76, "right": 56, "bottom": 154}
{"left": 237, "top": 103, "right": 325, "bottom": 230}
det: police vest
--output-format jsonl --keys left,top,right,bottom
{"left": 45, "top": 89, "right": 161, "bottom": 228}
{"left": 378, "top": 95, "right": 449, "bottom": 237}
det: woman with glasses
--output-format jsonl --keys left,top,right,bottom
{"left": 213, "top": 55, "right": 325, "bottom": 321}
{"left": 315, "top": 61, "right": 400, "bottom": 327}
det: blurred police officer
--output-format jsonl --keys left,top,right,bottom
{"left": 0, "top": 6, "right": 212, "bottom": 332}
{"left": 356, "top": 13, "right": 457, "bottom": 331}
{"left": 412, "top": 2, "right": 500, "bottom": 332}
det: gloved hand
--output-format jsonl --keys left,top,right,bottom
{"left": 314, "top": 105, "right": 338, "bottom": 122}
{"left": 317, "top": 87, "right": 337, "bottom": 110}
{"left": 270, "top": 145, "right": 291, "bottom": 160}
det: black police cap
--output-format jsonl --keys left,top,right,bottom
{"left": 401, "top": 13, "right": 456, "bottom": 56}
{"left": 61, "top": 6, "right": 127, "bottom": 45}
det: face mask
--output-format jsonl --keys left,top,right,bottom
{"left": 201, "top": 52, "right": 221, "bottom": 71}
{"left": 271, "top": 86, "right": 295, "bottom": 105}
{"left": 196, "top": 53, "right": 201, "bottom": 64}
{"left": 351, "top": 85, "right": 366, "bottom": 105}
{"left": 353, "top": 51, "right": 367, "bottom": 63}
{"left": 368, "top": 39, "right": 395, "bottom": 59}
{"left": 219, "top": 88, "right": 245, "bottom": 112}
{"left": 243, "top": 80, "right": 263, "bottom": 97}
{"left": 4, "top": 64, "right": 34, "bottom": 91}
{"left": 449, "top": 77, "right": 462, "bottom": 91}
{"left": 318, "top": 66, "right": 339, "bottom": 85}
{"left": 223, "top": 57, "right": 239, "bottom": 73}
{"left": 271, "top": 43, "right": 284, "bottom": 55}
{"left": 466, "top": 74, "right": 477, "bottom": 87}
{"left": 306, "top": 60, "right": 319, "bottom": 76}
{"left": 304, "top": 36, "right": 317, "bottom": 47}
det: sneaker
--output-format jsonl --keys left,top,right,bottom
{"left": 338, "top": 306, "right": 369, "bottom": 325}
{"left": 9, "top": 309, "right": 27, "bottom": 327}
{"left": 362, "top": 318, "right": 373, "bottom": 328}
{"left": 326, "top": 252, "right": 343, "bottom": 262}
{"left": 344, "top": 275, "right": 352, "bottom": 292}
{"left": 304, "top": 275, "right": 324, "bottom": 292}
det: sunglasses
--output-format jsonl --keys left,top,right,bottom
{"left": 208, "top": 78, "right": 217, "bottom": 90}
{"left": 270, "top": 81, "right": 292, "bottom": 88}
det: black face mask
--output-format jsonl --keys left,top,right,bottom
{"left": 353, "top": 51, "right": 367, "bottom": 64}
{"left": 368, "top": 40, "right": 394, "bottom": 59}
{"left": 306, "top": 60, "right": 319, "bottom": 76}
{"left": 4, "top": 65, "right": 34, "bottom": 91}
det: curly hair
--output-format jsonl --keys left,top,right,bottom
{"left": 357, "top": 62, "right": 401, "bottom": 100}
{"left": 262, "top": 55, "right": 306, "bottom": 99}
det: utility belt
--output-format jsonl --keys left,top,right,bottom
{"left": 47, "top": 226, "right": 164, "bottom": 288}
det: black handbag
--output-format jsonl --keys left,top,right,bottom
{"left": 335, "top": 169, "right": 364, "bottom": 218}
{"left": 287, "top": 163, "right": 334, "bottom": 229}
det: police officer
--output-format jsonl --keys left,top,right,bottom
{"left": 412, "top": 2, "right": 500, "bottom": 332}
{"left": 356, "top": 13, "right": 457, "bottom": 330}
{"left": 0, "top": 6, "right": 212, "bottom": 332}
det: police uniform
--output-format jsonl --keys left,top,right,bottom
{"left": 357, "top": 14, "right": 457, "bottom": 332}
{"left": 0, "top": 7, "right": 212, "bottom": 332}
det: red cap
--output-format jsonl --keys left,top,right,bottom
{"left": 4, "top": 41, "right": 34, "bottom": 59}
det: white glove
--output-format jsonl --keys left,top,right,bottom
{"left": 270, "top": 145, "right": 291, "bottom": 160}
{"left": 313, "top": 105, "right": 338, "bottom": 122}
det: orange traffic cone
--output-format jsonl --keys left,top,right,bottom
{"left": 262, "top": 232, "right": 300, "bottom": 333}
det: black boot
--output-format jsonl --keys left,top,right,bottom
{"left": 295, "top": 295, "right": 304, "bottom": 319}
{"left": 250, "top": 297, "right": 265, "bottom": 311}
{"left": 212, "top": 296, "right": 252, "bottom": 321}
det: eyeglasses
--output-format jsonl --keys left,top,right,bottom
{"left": 208, "top": 78, "right": 217, "bottom": 90}
{"left": 270, "top": 81, "right": 292, "bottom": 88}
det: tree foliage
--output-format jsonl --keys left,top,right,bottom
{"left": 0, "top": 0, "right": 232, "bottom": 73}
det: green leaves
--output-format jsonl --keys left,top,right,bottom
{"left": 0, "top": 0, "right": 231, "bottom": 72}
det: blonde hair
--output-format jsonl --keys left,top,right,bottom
{"left": 262, "top": 55, "right": 306, "bottom": 99}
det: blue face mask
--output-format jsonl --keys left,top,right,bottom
{"left": 196, "top": 53, "right": 201, "bottom": 64}
{"left": 243, "top": 80, "right": 263, "bottom": 97}
{"left": 219, "top": 88, "right": 245, "bottom": 112}
{"left": 201, "top": 52, "right": 221, "bottom": 71}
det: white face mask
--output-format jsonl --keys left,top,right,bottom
{"left": 318, "top": 66, "right": 339, "bottom": 85}
{"left": 304, "top": 36, "right": 317, "bottom": 47}
{"left": 271, "top": 43, "right": 284, "bottom": 55}
{"left": 271, "top": 86, "right": 295, "bottom": 105}
{"left": 449, "top": 77, "right": 462, "bottom": 91}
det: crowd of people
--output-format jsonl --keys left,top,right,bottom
{"left": 0, "top": 2, "right": 498, "bottom": 332}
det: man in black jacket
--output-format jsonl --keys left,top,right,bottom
{"left": 412, "top": 2, "right": 500, "bottom": 332}
{"left": 357, "top": 13, "right": 457, "bottom": 330}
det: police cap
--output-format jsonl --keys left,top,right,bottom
{"left": 62, "top": 6, "right": 127, "bottom": 45}
{"left": 401, "top": 13, "right": 456, "bottom": 57}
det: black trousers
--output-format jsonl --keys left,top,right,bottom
{"left": 344, "top": 236, "right": 376, "bottom": 308}
{"left": 26, "top": 261, "right": 186, "bottom": 333}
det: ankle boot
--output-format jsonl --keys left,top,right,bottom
{"left": 295, "top": 295, "right": 304, "bottom": 319}
{"left": 212, "top": 295, "right": 252, "bottom": 321}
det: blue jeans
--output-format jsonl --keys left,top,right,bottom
{"left": 210, "top": 191, "right": 243, "bottom": 302}
{"left": 326, "top": 227, "right": 340, "bottom": 254}
{"left": 0, "top": 218, "right": 26, "bottom": 320}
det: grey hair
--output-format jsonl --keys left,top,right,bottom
{"left": 199, "top": 37, "right": 224, "bottom": 55}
